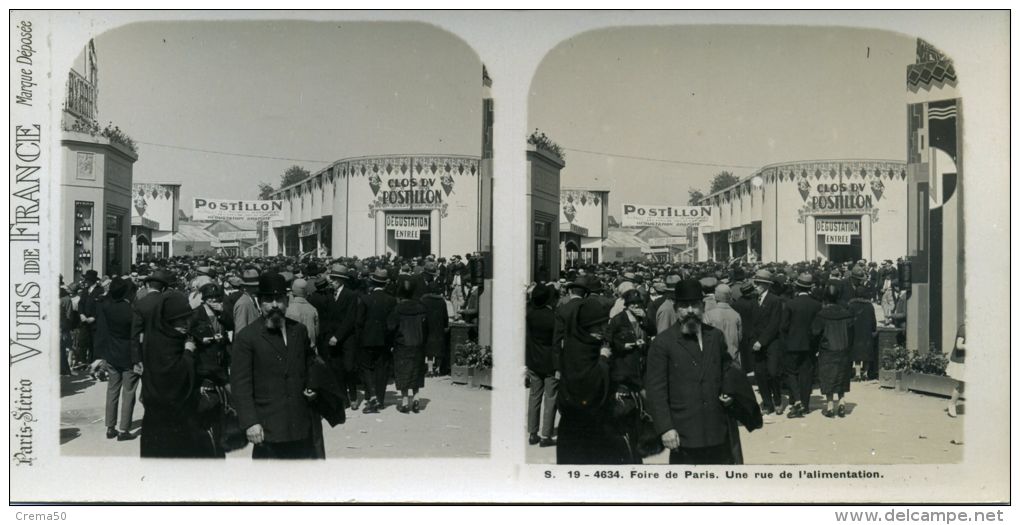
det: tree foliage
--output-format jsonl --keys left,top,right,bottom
{"left": 257, "top": 182, "right": 275, "bottom": 200}
{"left": 281, "top": 165, "right": 311, "bottom": 188}
{"left": 709, "top": 171, "right": 741, "bottom": 194}
{"left": 688, "top": 188, "right": 705, "bottom": 205}
{"left": 256, "top": 165, "right": 310, "bottom": 200}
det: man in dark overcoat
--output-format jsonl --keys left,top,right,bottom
{"left": 525, "top": 283, "right": 558, "bottom": 447}
{"left": 552, "top": 277, "right": 589, "bottom": 354}
{"left": 231, "top": 273, "right": 321, "bottom": 459}
{"left": 77, "top": 270, "right": 105, "bottom": 366}
{"left": 747, "top": 269, "right": 784, "bottom": 415}
{"left": 322, "top": 264, "right": 362, "bottom": 409}
{"left": 130, "top": 269, "right": 173, "bottom": 369}
{"left": 780, "top": 273, "right": 822, "bottom": 418}
{"left": 645, "top": 279, "right": 740, "bottom": 465}
{"left": 355, "top": 269, "right": 397, "bottom": 414}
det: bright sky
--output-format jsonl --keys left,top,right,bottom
{"left": 529, "top": 25, "right": 916, "bottom": 217}
{"left": 90, "top": 21, "right": 482, "bottom": 214}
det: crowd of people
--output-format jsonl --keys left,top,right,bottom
{"left": 60, "top": 253, "right": 484, "bottom": 459}
{"left": 525, "top": 256, "right": 951, "bottom": 465}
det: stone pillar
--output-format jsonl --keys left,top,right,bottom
{"left": 697, "top": 227, "right": 709, "bottom": 262}
{"left": 806, "top": 215, "right": 817, "bottom": 260}
{"left": 375, "top": 212, "right": 387, "bottom": 256}
{"left": 860, "top": 213, "right": 872, "bottom": 261}
{"left": 430, "top": 209, "right": 441, "bottom": 256}
{"left": 268, "top": 225, "right": 280, "bottom": 256}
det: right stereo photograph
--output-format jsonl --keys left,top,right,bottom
{"left": 524, "top": 25, "right": 966, "bottom": 466}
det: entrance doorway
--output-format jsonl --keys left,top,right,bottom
{"left": 386, "top": 212, "right": 433, "bottom": 258}
{"left": 826, "top": 235, "right": 862, "bottom": 264}
{"left": 395, "top": 229, "right": 432, "bottom": 258}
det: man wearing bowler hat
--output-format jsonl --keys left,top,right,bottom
{"left": 748, "top": 269, "right": 785, "bottom": 415}
{"left": 645, "top": 279, "right": 739, "bottom": 464}
{"left": 780, "top": 272, "right": 822, "bottom": 418}
{"left": 232, "top": 273, "right": 321, "bottom": 459}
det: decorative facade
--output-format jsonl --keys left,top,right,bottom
{"left": 698, "top": 159, "right": 908, "bottom": 264}
{"left": 130, "top": 182, "right": 180, "bottom": 261}
{"left": 903, "top": 38, "right": 963, "bottom": 355}
{"left": 60, "top": 39, "right": 138, "bottom": 281}
{"left": 269, "top": 154, "right": 483, "bottom": 258}
{"left": 559, "top": 187, "right": 610, "bottom": 266}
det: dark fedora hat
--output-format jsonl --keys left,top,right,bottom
{"left": 144, "top": 269, "right": 173, "bottom": 286}
{"left": 162, "top": 292, "right": 194, "bottom": 322}
{"left": 200, "top": 282, "right": 225, "bottom": 300}
{"left": 83, "top": 269, "right": 99, "bottom": 283}
{"left": 565, "top": 276, "right": 590, "bottom": 293}
{"left": 576, "top": 298, "right": 610, "bottom": 329}
{"left": 108, "top": 278, "right": 131, "bottom": 301}
{"left": 256, "top": 272, "right": 288, "bottom": 298}
{"left": 673, "top": 279, "right": 704, "bottom": 307}
{"left": 530, "top": 283, "right": 554, "bottom": 308}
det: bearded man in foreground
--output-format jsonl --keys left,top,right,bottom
{"left": 644, "top": 279, "right": 745, "bottom": 465}
{"left": 231, "top": 272, "right": 321, "bottom": 459}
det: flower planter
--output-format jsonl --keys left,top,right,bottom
{"left": 451, "top": 365, "right": 473, "bottom": 385}
{"left": 878, "top": 369, "right": 901, "bottom": 389}
{"left": 474, "top": 367, "right": 492, "bottom": 389}
{"left": 905, "top": 372, "right": 958, "bottom": 398}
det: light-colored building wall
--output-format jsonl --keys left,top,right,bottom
{"left": 271, "top": 155, "right": 482, "bottom": 258}
{"left": 61, "top": 132, "right": 137, "bottom": 280}
{"left": 700, "top": 160, "right": 908, "bottom": 264}
{"left": 526, "top": 146, "right": 564, "bottom": 282}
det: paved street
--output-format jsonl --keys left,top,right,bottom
{"left": 61, "top": 373, "right": 491, "bottom": 459}
{"left": 526, "top": 381, "right": 964, "bottom": 465}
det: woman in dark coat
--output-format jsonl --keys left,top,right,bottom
{"left": 603, "top": 289, "right": 652, "bottom": 464}
{"left": 140, "top": 292, "right": 216, "bottom": 458}
{"left": 95, "top": 278, "right": 140, "bottom": 440}
{"left": 848, "top": 287, "right": 877, "bottom": 382}
{"left": 556, "top": 297, "right": 633, "bottom": 464}
{"left": 388, "top": 278, "right": 429, "bottom": 413}
{"left": 813, "top": 284, "right": 855, "bottom": 418}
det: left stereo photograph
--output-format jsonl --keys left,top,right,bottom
{"left": 56, "top": 20, "right": 495, "bottom": 461}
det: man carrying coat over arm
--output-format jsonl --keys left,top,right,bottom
{"left": 231, "top": 273, "right": 322, "bottom": 460}
{"left": 644, "top": 279, "right": 741, "bottom": 465}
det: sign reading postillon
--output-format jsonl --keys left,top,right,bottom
{"left": 621, "top": 204, "right": 712, "bottom": 227}
{"left": 192, "top": 198, "right": 285, "bottom": 222}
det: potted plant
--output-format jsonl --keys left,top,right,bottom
{"left": 879, "top": 344, "right": 910, "bottom": 389}
{"left": 905, "top": 343, "right": 954, "bottom": 396}
{"left": 472, "top": 345, "right": 493, "bottom": 389}
{"left": 451, "top": 342, "right": 479, "bottom": 385}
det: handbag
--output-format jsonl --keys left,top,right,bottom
{"left": 633, "top": 394, "right": 665, "bottom": 459}
{"left": 217, "top": 387, "right": 249, "bottom": 453}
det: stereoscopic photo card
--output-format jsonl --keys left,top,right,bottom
{"left": 8, "top": 10, "right": 1010, "bottom": 504}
